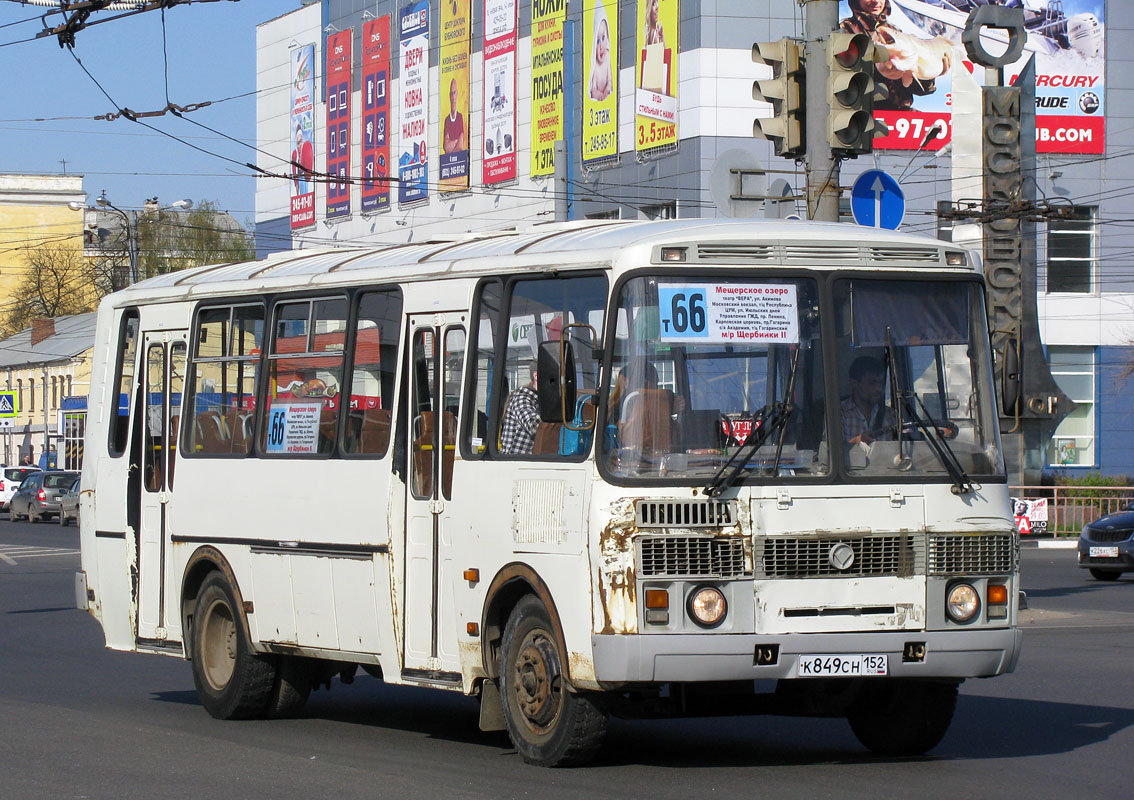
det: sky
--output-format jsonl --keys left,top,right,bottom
{"left": 0, "top": 0, "right": 296, "bottom": 228}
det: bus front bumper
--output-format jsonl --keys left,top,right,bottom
{"left": 591, "top": 627, "right": 1022, "bottom": 684}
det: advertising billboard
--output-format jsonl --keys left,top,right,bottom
{"left": 582, "top": 0, "right": 619, "bottom": 165}
{"left": 399, "top": 2, "right": 430, "bottom": 205}
{"left": 635, "top": 0, "right": 678, "bottom": 153}
{"left": 361, "top": 17, "right": 392, "bottom": 214}
{"left": 289, "top": 43, "right": 316, "bottom": 230}
{"left": 483, "top": 0, "right": 517, "bottom": 185}
{"left": 531, "top": 0, "right": 566, "bottom": 177}
{"left": 440, "top": 0, "right": 472, "bottom": 193}
{"left": 325, "top": 29, "right": 352, "bottom": 219}
{"left": 838, "top": 1, "right": 1105, "bottom": 155}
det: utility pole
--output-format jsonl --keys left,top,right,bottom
{"left": 804, "top": 0, "right": 839, "bottom": 221}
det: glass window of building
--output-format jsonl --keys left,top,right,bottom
{"left": 1046, "top": 207, "right": 1096, "bottom": 293}
{"left": 1046, "top": 346, "right": 1095, "bottom": 467}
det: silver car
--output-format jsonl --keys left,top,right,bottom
{"left": 59, "top": 477, "right": 81, "bottom": 526}
{"left": 8, "top": 470, "right": 80, "bottom": 523}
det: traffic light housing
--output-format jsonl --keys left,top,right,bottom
{"left": 753, "top": 38, "right": 804, "bottom": 158}
{"left": 827, "top": 32, "right": 888, "bottom": 154}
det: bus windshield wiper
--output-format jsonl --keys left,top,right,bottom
{"left": 704, "top": 349, "right": 799, "bottom": 498}
{"left": 902, "top": 394, "right": 975, "bottom": 495}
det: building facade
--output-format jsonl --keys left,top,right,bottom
{"left": 253, "top": 0, "right": 1129, "bottom": 478}
{"left": 0, "top": 314, "right": 96, "bottom": 470}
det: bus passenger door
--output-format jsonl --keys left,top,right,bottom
{"left": 403, "top": 314, "right": 465, "bottom": 678}
{"left": 136, "top": 331, "right": 187, "bottom": 644}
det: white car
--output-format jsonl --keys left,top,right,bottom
{"left": 1, "top": 466, "right": 41, "bottom": 511}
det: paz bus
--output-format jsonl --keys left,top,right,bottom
{"left": 76, "top": 219, "right": 1021, "bottom": 766}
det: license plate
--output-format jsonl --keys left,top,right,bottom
{"left": 797, "top": 654, "right": 888, "bottom": 677}
{"left": 1090, "top": 546, "right": 1119, "bottom": 558}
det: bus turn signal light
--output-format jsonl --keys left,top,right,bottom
{"left": 988, "top": 584, "right": 1008, "bottom": 619}
{"left": 463, "top": 569, "right": 479, "bottom": 583}
{"left": 645, "top": 589, "right": 669, "bottom": 609}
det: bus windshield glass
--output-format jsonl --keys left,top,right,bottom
{"left": 602, "top": 276, "right": 828, "bottom": 481}
{"left": 834, "top": 278, "right": 1003, "bottom": 479}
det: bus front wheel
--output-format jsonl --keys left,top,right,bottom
{"left": 190, "top": 571, "right": 277, "bottom": 720}
{"left": 847, "top": 679, "right": 959, "bottom": 756}
{"left": 499, "top": 595, "right": 607, "bottom": 766}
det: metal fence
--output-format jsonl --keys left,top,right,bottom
{"left": 1010, "top": 486, "right": 1134, "bottom": 536}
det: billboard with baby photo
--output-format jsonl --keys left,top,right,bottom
{"left": 839, "top": 1, "right": 1105, "bottom": 154}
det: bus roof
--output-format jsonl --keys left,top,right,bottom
{"left": 106, "top": 218, "right": 975, "bottom": 304}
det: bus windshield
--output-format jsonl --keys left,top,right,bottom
{"left": 601, "top": 274, "right": 1003, "bottom": 484}
{"left": 602, "top": 275, "right": 829, "bottom": 481}
{"left": 834, "top": 278, "right": 1003, "bottom": 480}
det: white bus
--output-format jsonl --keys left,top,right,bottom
{"left": 76, "top": 219, "right": 1021, "bottom": 766}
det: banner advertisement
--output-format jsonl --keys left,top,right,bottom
{"left": 483, "top": 0, "right": 517, "bottom": 184}
{"left": 837, "top": 1, "right": 1105, "bottom": 155}
{"left": 440, "top": 0, "right": 472, "bottom": 193}
{"left": 325, "top": 29, "right": 353, "bottom": 219}
{"left": 635, "top": 0, "right": 678, "bottom": 152}
{"left": 361, "top": 17, "right": 392, "bottom": 214}
{"left": 290, "top": 43, "right": 316, "bottom": 230}
{"left": 530, "top": 0, "right": 566, "bottom": 177}
{"left": 582, "top": 0, "right": 619, "bottom": 165}
{"left": 399, "top": 2, "right": 430, "bottom": 205}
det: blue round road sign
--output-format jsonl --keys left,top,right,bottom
{"left": 851, "top": 169, "right": 905, "bottom": 230}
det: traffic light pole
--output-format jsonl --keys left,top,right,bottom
{"left": 804, "top": 0, "right": 840, "bottom": 221}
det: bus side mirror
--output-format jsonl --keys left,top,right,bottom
{"left": 537, "top": 341, "right": 576, "bottom": 423}
{"left": 1000, "top": 337, "right": 1021, "bottom": 416}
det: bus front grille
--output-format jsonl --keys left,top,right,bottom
{"left": 756, "top": 534, "right": 922, "bottom": 579}
{"left": 928, "top": 534, "right": 1016, "bottom": 575}
{"left": 638, "top": 536, "right": 750, "bottom": 579}
{"left": 635, "top": 499, "right": 737, "bottom": 528}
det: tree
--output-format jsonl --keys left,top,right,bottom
{"left": 135, "top": 200, "right": 254, "bottom": 280}
{"left": 0, "top": 244, "right": 93, "bottom": 338}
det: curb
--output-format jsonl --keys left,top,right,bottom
{"left": 1021, "top": 538, "right": 1078, "bottom": 549}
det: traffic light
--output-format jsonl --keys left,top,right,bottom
{"left": 827, "top": 32, "right": 888, "bottom": 154}
{"left": 753, "top": 38, "right": 804, "bottom": 158}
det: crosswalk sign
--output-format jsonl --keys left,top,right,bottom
{"left": 0, "top": 390, "right": 17, "bottom": 416}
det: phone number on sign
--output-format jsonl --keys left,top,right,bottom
{"left": 873, "top": 112, "right": 950, "bottom": 150}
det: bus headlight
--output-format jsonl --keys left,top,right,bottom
{"left": 946, "top": 583, "right": 981, "bottom": 623}
{"left": 688, "top": 585, "right": 727, "bottom": 628}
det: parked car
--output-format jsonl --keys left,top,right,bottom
{"left": 59, "top": 477, "right": 81, "bottom": 526}
{"left": 1, "top": 466, "right": 41, "bottom": 511}
{"left": 1078, "top": 506, "right": 1134, "bottom": 581}
{"left": 8, "top": 470, "right": 80, "bottom": 523}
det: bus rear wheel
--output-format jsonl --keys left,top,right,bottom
{"left": 190, "top": 571, "right": 277, "bottom": 720}
{"left": 499, "top": 595, "right": 607, "bottom": 766}
{"left": 847, "top": 679, "right": 959, "bottom": 756}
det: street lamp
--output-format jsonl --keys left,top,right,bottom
{"left": 95, "top": 190, "right": 193, "bottom": 286}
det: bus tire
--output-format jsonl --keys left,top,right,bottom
{"left": 261, "top": 656, "right": 314, "bottom": 719}
{"left": 847, "top": 679, "right": 959, "bottom": 756}
{"left": 499, "top": 595, "right": 607, "bottom": 766}
{"left": 190, "top": 571, "right": 276, "bottom": 720}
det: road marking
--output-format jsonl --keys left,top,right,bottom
{"left": 0, "top": 546, "right": 80, "bottom": 562}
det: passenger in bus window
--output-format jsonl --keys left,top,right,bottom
{"left": 841, "top": 356, "right": 893, "bottom": 446}
{"left": 500, "top": 365, "right": 540, "bottom": 455}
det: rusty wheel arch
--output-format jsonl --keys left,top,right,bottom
{"left": 480, "top": 563, "right": 570, "bottom": 684}
{"left": 180, "top": 546, "right": 251, "bottom": 661}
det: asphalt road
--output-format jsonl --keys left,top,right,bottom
{"left": 1, "top": 518, "right": 1130, "bottom": 799}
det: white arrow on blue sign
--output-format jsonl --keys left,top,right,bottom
{"left": 851, "top": 169, "right": 905, "bottom": 230}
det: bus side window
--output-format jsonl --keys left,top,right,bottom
{"left": 185, "top": 305, "right": 263, "bottom": 457}
{"left": 343, "top": 289, "right": 403, "bottom": 457}
{"left": 496, "top": 274, "right": 607, "bottom": 459}
{"left": 108, "top": 309, "right": 139, "bottom": 457}
{"left": 261, "top": 298, "right": 348, "bottom": 456}
{"left": 461, "top": 279, "right": 502, "bottom": 458}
